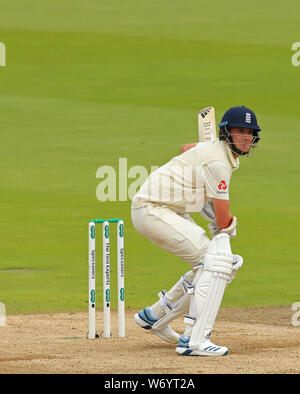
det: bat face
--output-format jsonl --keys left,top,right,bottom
{"left": 198, "top": 106, "right": 217, "bottom": 142}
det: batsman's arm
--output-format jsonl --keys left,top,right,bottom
{"left": 180, "top": 143, "right": 197, "bottom": 154}
{"left": 212, "top": 199, "right": 233, "bottom": 230}
{"left": 208, "top": 199, "right": 237, "bottom": 238}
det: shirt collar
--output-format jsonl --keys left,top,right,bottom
{"left": 220, "top": 140, "right": 239, "bottom": 170}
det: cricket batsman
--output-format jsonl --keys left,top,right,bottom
{"left": 131, "top": 106, "right": 261, "bottom": 356}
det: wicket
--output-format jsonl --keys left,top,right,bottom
{"left": 88, "top": 218, "right": 125, "bottom": 339}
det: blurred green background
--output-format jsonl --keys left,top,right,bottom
{"left": 0, "top": 0, "right": 299, "bottom": 314}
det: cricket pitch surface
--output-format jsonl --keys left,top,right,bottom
{"left": 0, "top": 306, "right": 299, "bottom": 374}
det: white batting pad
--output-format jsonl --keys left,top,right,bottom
{"left": 189, "top": 233, "right": 233, "bottom": 349}
{"left": 152, "top": 270, "right": 195, "bottom": 330}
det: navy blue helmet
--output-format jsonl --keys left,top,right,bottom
{"left": 218, "top": 106, "right": 261, "bottom": 156}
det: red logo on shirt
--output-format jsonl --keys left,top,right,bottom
{"left": 218, "top": 180, "right": 227, "bottom": 190}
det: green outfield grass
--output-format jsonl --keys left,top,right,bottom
{"left": 0, "top": 0, "right": 299, "bottom": 314}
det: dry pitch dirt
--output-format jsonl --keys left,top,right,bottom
{"left": 0, "top": 306, "right": 299, "bottom": 374}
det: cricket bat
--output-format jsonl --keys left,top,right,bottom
{"left": 198, "top": 106, "right": 217, "bottom": 142}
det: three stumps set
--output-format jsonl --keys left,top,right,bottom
{"left": 88, "top": 219, "right": 125, "bottom": 339}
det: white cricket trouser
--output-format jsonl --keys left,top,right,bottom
{"left": 131, "top": 204, "right": 210, "bottom": 267}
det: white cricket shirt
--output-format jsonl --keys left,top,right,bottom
{"left": 132, "top": 139, "right": 239, "bottom": 214}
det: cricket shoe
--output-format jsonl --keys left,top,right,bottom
{"left": 176, "top": 335, "right": 228, "bottom": 356}
{"left": 134, "top": 307, "right": 180, "bottom": 344}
